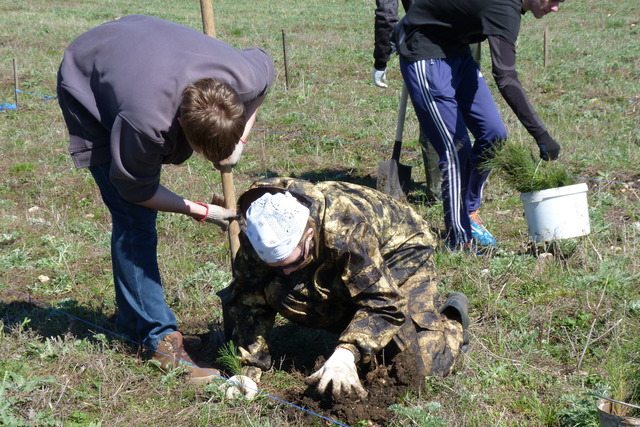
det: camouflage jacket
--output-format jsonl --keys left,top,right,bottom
{"left": 226, "top": 177, "right": 437, "bottom": 368}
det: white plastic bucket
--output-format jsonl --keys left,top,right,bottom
{"left": 519, "top": 183, "right": 590, "bottom": 242}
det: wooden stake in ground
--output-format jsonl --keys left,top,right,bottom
{"left": 544, "top": 25, "right": 549, "bottom": 68}
{"left": 199, "top": 0, "right": 241, "bottom": 262}
{"left": 13, "top": 58, "right": 19, "bottom": 109}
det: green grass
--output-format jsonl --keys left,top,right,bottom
{"left": 1, "top": 0, "right": 640, "bottom": 425}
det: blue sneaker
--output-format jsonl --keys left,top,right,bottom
{"left": 469, "top": 210, "right": 497, "bottom": 246}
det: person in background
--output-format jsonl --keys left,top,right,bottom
{"left": 57, "top": 14, "right": 274, "bottom": 384}
{"left": 372, "top": 0, "right": 414, "bottom": 88}
{"left": 392, "top": 0, "right": 564, "bottom": 249}
{"left": 219, "top": 177, "right": 469, "bottom": 398}
{"left": 372, "top": 0, "right": 481, "bottom": 204}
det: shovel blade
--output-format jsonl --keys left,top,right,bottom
{"left": 377, "top": 159, "right": 412, "bottom": 199}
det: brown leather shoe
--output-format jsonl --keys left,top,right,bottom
{"left": 151, "top": 331, "right": 219, "bottom": 384}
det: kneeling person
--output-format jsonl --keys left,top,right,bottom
{"left": 221, "top": 177, "right": 469, "bottom": 398}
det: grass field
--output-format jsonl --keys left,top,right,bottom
{"left": 1, "top": 0, "right": 639, "bottom": 425}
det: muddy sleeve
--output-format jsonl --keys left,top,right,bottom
{"left": 226, "top": 248, "right": 278, "bottom": 371}
{"left": 333, "top": 222, "right": 407, "bottom": 364}
{"left": 489, "top": 35, "right": 547, "bottom": 140}
{"left": 225, "top": 285, "right": 275, "bottom": 371}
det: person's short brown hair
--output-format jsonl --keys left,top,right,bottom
{"left": 180, "top": 78, "right": 246, "bottom": 163}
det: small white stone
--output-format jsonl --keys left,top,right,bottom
{"left": 222, "top": 375, "right": 258, "bottom": 400}
{"left": 538, "top": 253, "right": 554, "bottom": 262}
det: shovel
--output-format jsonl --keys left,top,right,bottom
{"left": 377, "top": 83, "right": 412, "bottom": 199}
{"left": 199, "top": 0, "right": 241, "bottom": 263}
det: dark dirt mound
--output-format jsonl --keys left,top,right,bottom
{"left": 198, "top": 324, "right": 428, "bottom": 425}
{"left": 274, "top": 349, "right": 425, "bottom": 426}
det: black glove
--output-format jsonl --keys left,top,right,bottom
{"left": 536, "top": 132, "right": 561, "bottom": 161}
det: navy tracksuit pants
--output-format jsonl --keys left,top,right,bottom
{"left": 400, "top": 54, "right": 507, "bottom": 246}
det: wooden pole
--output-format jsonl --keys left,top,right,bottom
{"left": 544, "top": 25, "right": 549, "bottom": 68}
{"left": 199, "top": 0, "right": 216, "bottom": 38}
{"left": 221, "top": 166, "right": 240, "bottom": 260}
{"left": 199, "top": 0, "right": 240, "bottom": 262}
{"left": 13, "top": 58, "right": 18, "bottom": 109}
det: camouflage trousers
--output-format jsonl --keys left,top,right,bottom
{"left": 385, "top": 264, "right": 465, "bottom": 377}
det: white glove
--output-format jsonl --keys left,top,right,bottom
{"left": 197, "top": 202, "right": 238, "bottom": 231}
{"left": 220, "top": 375, "right": 258, "bottom": 400}
{"left": 372, "top": 68, "right": 388, "bottom": 88}
{"left": 215, "top": 139, "right": 245, "bottom": 169}
{"left": 305, "top": 348, "right": 367, "bottom": 399}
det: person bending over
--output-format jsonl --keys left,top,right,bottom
{"left": 220, "top": 177, "right": 469, "bottom": 398}
{"left": 57, "top": 15, "right": 274, "bottom": 384}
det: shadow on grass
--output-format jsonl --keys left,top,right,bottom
{"left": 0, "top": 298, "right": 125, "bottom": 347}
{"left": 295, "top": 168, "right": 377, "bottom": 188}
{"left": 269, "top": 323, "right": 339, "bottom": 374}
{"left": 196, "top": 321, "right": 338, "bottom": 377}
{"left": 241, "top": 167, "right": 378, "bottom": 188}
{"left": 1, "top": 293, "right": 335, "bottom": 376}
{"left": 206, "top": 286, "right": 339, "bottom": 374}
{"left": 245, "top": 167, "right": 442, "bottom": 204}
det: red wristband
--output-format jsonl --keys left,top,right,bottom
{"left": 195, "top": 202, "right": 208, "bottom": 222}
{"left": 240, "top": 138, "right": 248, "bottom": 144}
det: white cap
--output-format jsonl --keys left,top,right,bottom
{"left": 246, "top": 192, "right": 310, "bottom": 263}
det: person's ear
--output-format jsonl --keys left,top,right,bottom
{"left": 304, "top": 227, "right": 314, "bottom": 240}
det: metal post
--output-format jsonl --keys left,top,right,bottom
{"left": 282, "top": 30, "right": 290, "bottom": 90}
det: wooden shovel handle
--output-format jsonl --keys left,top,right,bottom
{"left": 200, "top": 0, "right": 216, "bottom": 37}
{"left": 199, "top": 2, "right": 238, "bottom": 261}
{"left": 392, "top": 84, "right": 409, "bottom": 162}
{"left": 221, "top": 166, "right": 240, "bottom": 261}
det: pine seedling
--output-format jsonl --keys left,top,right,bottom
{"left": 216, "top": 341, "right": 243, "bottom": 377}
{"left": 481, "top": 143, "right": 573, "bottom": 193}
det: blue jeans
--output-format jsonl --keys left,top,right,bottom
{"left": 400, "top": 55, "right": 507, "bottom": 246}
{"left": 89, "top": 162, "right": 177, "bottom": 351}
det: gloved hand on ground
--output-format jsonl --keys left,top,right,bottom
{"left": 372, "top": 68, "right": 388, "bottom": 88}
{"left": 305, "top": 347, "right": 367, "bottom": 399}
{"left": 220, "top": 375, "right": 259, "bottom": 400}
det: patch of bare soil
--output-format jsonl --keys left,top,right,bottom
{"left": 274, "top": 349, "right": 425, "bottom": 426}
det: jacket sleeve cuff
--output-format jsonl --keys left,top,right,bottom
{"left": 336, "top": 343, "right": 361, "bottom": 364}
